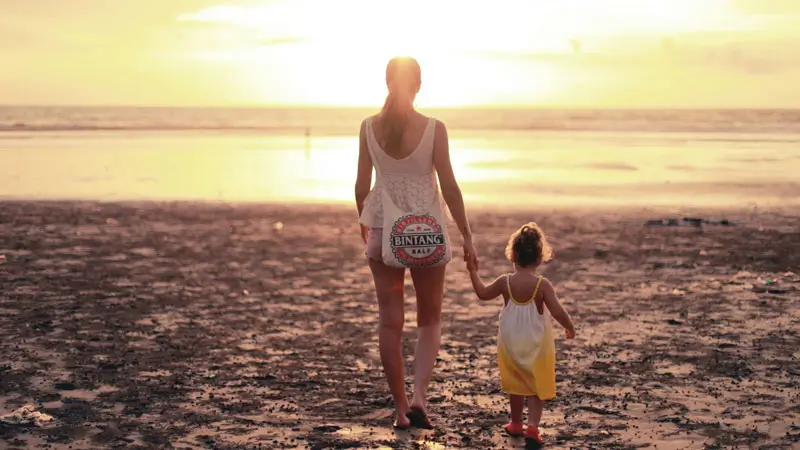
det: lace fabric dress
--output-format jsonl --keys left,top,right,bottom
{"left": 359, "top": 116, "right": 447, "bottom": 229}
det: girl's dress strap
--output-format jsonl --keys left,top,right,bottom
{"left": 530, "top": 275, "right": 543, "bottom": 302}
{"left": 505, "top": 274, "right": 513, "bottom": 301}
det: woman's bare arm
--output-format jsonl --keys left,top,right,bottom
{"left": 354, "top": 119, "right": 373, "bottom": 217}
{"left": 432, "top": 120, "right": 471, "bottom": 241}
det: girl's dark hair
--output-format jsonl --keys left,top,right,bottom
{"left": 380, "top": 56, "right": 421, "bottom": 154}
{"left": 505, "top": 222, "right": 553, "bottom": 267}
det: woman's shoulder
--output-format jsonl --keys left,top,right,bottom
{"left": 419, "top": 114, "right": 445, "bottom": 128}
{"left": 432, "top": 118, "right": 449, "bottom": 139}
{"left": 359, "top": 115, "right": 379, "bottom": 138}
{"left": 421, "top": 116, "right": 447, "bottom": 144}
{"left": 361, "top": 114, "right": 379, "bottom": 127}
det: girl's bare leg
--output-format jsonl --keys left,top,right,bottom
{"left": 369, "top": 259, "right": 410, "bottom": 427}
{"left": 527, "top": 395, "right": 544, "bottom": 428}
{"left": 510, "top": 395, "right": 524, "bottom": 423}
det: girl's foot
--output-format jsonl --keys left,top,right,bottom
{"left": 524, "top": 426, "right": 544, "bottom": 444}
{"left": 406, "top": 405, "right": 434, "bottom": 429}
{"left": 504, "top": 421, "right": 524, "bottom": 437}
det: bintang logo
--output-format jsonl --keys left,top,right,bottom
{"left": 390, "top": 214, "right": 447, "bottom": 267}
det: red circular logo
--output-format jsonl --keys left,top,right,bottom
{"left": 390, "top": 214, "right": 447, "bottom": 267}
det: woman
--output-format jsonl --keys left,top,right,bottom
{"left": 354, "top": 56, "right": 478, "bottom": 429}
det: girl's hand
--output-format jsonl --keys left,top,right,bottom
{"left": 360, "top": 225, "right": 370, "bottom": 243}
{"left": 565, "top": 328, "right": 576, "bottom": 339}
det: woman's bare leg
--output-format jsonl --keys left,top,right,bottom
{"left": 408, "top": 265, "right": 446, "bottom": 416}
{"left": 369, "top": 259, "right": 410, "bottom": 426}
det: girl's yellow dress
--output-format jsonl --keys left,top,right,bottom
{"left": 497, "top": 275, "right": 556, "bottom": 399}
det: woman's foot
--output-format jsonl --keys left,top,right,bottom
{"left": 504, "top": 421, "right": 524, "bottom": 437}
{"left": 406, "top": 404, "right": 434, "bottom": 429}
{"left": 393, "top": 408, "right": 412, "bottom": 429}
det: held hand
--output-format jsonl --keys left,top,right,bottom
{"left": 360, "top": 224, "right": 370, "bottom": 243}
{"left": 463, "top": 238, "right": 479, "bottom": 271}
{"left": 465, "top": 255, "right": 478, "bottom": 273}
{"left": 565, "top": 328, "right": 576, "bottom": 339}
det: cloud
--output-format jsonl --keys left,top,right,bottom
{"left": 254, "top": 36, "right": 307, "bottom": 46}
{"left": 0, "top": 21, "right": 38, "bottom": 48}
{"left": 733, "top": 0, "right": 800, "bottom": 14}
{"left": 697, "top": 41, "right": 800, "bottom": 74}
{"left": 3, "top": 0, "right": 800, "bottom": 107}
{"left": 1, "top": 0, "right": 220, "bottom": 21}
{"left": 471, "top": 26, "right": 800, "bottom": 76}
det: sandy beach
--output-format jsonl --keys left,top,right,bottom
{"left": 0, "top": 201, "right": 798, "bottom": 449}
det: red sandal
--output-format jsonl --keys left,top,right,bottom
{"left": 524, "top": 426, "right": 544, "bottom": 444}
{"left": 504, "top": 421, "right": 524, "bottom": 437}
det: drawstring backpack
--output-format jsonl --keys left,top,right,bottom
{"left": 379, "top": 187, "right": 452, "bottom": 268}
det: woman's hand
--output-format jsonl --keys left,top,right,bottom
{"left": 360, "top": 224, "right": 370, "bottom": 243}
{"left": 463, "top": 237, "right": 479, "bottom": 271}
{"left": 465, "top": 253, "right": 478, "bottom": 273}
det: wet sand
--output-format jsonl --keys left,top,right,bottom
{"left": 0, "top": 201, "right": 798, "bottom": 449}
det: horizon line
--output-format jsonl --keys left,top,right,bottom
{"left": 2, "top": 104, "right": 799, "bottom": 111}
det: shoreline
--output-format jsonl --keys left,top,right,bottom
{"left": 3, "top": 196, "right": 799, "bottom": 214}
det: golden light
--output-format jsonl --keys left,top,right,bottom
{"left": 172, "top": 0, "right": 743, "bottom": 107}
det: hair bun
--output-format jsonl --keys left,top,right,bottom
{"left": 521, "top": 225, "right": 538, "bottom": 240}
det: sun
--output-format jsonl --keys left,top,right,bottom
{"left": 175, "top": 0, "right": 734, "bottom": 107}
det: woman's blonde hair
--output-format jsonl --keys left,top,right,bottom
{"left": 379, "top": 56, "right": 421, "bottom": 154}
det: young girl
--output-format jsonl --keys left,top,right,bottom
{"left": 466, "top": 222, "right": 575, "bottom": 444}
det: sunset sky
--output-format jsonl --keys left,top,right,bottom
{"left": 2, "top": 0, "right": 800, "bottom": 108}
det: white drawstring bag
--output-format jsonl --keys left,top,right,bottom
{"left": 380, "top": 188, "right": 452, "bottom": 268}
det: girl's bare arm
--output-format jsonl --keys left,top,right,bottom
{"left": 540, "top": 278, "right": 575, "bottom": 336}
{"left": 468, "top": 268, "right": 505, "bottom": 301}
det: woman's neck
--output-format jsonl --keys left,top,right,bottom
{"left": 387, "top": 90, "right": 415, "bottom": 111}
{"left": 392, "top": 99, "right": 414, "bottom": 114}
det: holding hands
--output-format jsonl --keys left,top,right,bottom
{"left": 463, "top": 237, "right": 479, "bottom": 272}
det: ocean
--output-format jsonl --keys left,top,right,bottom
{"left": 1, "top": 106, "right": 799, "bottom": 209}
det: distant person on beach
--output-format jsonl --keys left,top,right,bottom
{"left": 466, "top": 222, "right": 575, "bottom": 445}
{"left": 355, "top": 56, "right": 478, "bottom": 429}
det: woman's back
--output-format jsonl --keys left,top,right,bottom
{"left": 360, "top": 113, "right": 440, "bottom": 227}
{"left": 366, "top": 113, "right": 436, "bottom": 175}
